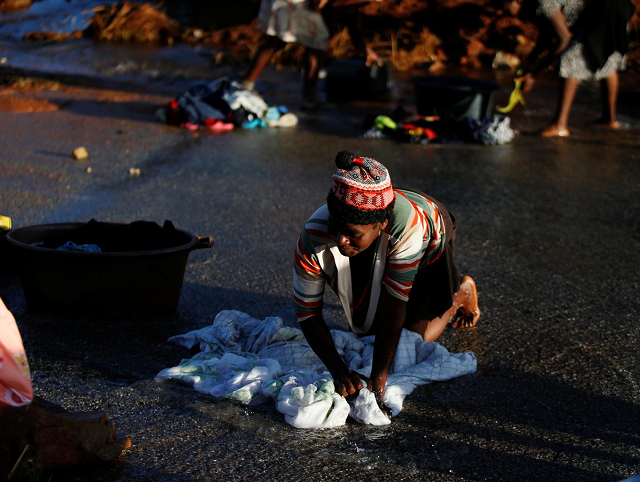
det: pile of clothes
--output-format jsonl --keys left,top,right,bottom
{"left": 360, "top": 109, "right": 516, "bottom": 145}
{"left": 158, "top": 77, "right": 298, "bottom": 132}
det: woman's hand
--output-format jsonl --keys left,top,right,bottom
{"left": 332, "top": 369, "right": 372, "bottom": 398}
{"left": 374, "top": 392, "right": 393, "bottom": 419}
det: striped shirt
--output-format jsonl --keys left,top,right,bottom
{"left": 293, "top": 189, "right": 446, "bottom": 334}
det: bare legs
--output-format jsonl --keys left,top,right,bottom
{"left": 541, "top": 70, "right": 622, "bottom": 136}
{"left": 541, "top": 77, "right": 578, "bottom": 137}
{"left": 598, "top": 71, "right": 620, "bottom": 129}
{"left": 242, "top": 36, "right": 325, "bottom": 109}
{"left": 407, "top": 276, "right": 481, "bottom": 343}
{"left": 301, "top": 48, "right": 325, "bottom": 109}
{"left": 241, "top": 36, "right": 286, "bottom": 89}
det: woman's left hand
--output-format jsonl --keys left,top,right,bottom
{"left": 374, "top": 392, "right": 393, "bottom": 419}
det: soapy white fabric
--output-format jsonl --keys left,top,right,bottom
{"left": 157, "top": 310, "right": 476, "bottom": 429}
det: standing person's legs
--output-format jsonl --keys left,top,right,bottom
{"left": 241, "top": 36, "right": 286, "bottom": 90}
{"left": 302, "top": 48, "right": 326, "bottom": 110}
{"left": 597, "top": 71, "right": 621, "bottom": 129}
{"left": 542, "top": 77, "right": 578, "bottom": 137}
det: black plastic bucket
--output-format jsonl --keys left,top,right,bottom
{"left": 325, "top": 59, "right": 392, "bottom": 101}
{"left": 413, "top": 76, "right": 499, "bottom": 121}
{"left": 6, "top": 222, "right": 213, "bottom": 315}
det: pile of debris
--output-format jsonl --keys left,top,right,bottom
{"left": 85, "top": 1, "right": 180, "bottom": 44}
{"left": 19, "top": 0, "right": 640, "bottom": 73}
{"left": 0, "top": 0, "right": 31, "bottom": 13}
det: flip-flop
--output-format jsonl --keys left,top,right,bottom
{"left": 206, "top": 119, "right": 234, "bottom": 132}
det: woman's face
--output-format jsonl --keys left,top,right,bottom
{"left": 328, "top": 216, "right": 389, "bottom": 257}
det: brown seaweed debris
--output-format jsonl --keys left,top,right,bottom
{"left": 85, "top": 1, "right": 180, "bottom": 45}
{"left": 23, "top": 30, "right": 84, "bottom": 42}
{"left": 0, "top": 0, "right": 31, "bottom": 13}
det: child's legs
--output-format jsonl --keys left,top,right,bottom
{"left": 244, "top": 36, "right": 286, "bottom": 83}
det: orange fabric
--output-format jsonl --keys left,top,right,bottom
{"left": 0, "top": 297, "right": 33, "bottom": 407}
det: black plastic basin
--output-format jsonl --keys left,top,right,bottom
{"left": 6, "top": 222, "right": 213, "bottom": 315}
{"left": 413, "top": 76, "right": 499, "bottom": 121}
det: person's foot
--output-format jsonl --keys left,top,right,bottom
{"left": 540, "top": 125, "right": 570, "bottom": 137}
{"left": 452, "top": 276, "right": 480, "bottom": 328}
{"left": 594, "top": 118, "right": 621, "bottom": 130}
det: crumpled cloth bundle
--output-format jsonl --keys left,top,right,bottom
{"left": 157, "top": 310, "right": 476, "bottom": 429}
{"left": 176, "top": 77, "right": 269, "bottom": 126}
{"left": 465, "top": 115, "right": 516, "bottom": 145}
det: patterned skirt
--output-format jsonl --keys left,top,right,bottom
{"left": 558, "top": 41, "right": 627, "bottom": 81}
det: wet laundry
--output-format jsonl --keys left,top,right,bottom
{"left": 57, "top": 241, "right": 102, "bottom": 253}
{"left": 39, "top": 219, "right": 181, "bottom": 252}
{"left": 157, "top": 310, "right": 476, "bottom": 429}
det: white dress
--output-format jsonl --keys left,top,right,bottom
{"left": 257, "top": 0, "right": 330, "bottom": 50}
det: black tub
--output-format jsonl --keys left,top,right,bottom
{"left": 413, "top": 76, "right": 499, "bottom": 121}
{"left": 6, "top": 221, "right": 214, "bottom": 315}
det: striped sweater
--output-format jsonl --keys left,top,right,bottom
{"left": 293, "top": 189, "right": 446, "bottom": 335}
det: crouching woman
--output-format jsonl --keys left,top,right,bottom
{"left": 293, "top": 150, "right": 480, "bottom": 417}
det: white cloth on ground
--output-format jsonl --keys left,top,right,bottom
{"left": 157, "top": 310, "right": 477, "bottom": 429}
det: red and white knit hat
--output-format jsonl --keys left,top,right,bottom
{"left": 331, "top": 151, "right": 394, "bottom": 211}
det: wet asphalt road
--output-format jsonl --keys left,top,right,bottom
{"left": 1, "top": 40, "right": 640, "bottom": 481}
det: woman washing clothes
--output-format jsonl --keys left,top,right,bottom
{"left": 512, "top": 0, "right": 635, "bottom": 137}
{"left": 293, "top": 151, "right": 480, "bottom": 418}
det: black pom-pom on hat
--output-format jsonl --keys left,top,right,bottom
{"left": 335, "top": 150, "right": 355, "bottom": 170}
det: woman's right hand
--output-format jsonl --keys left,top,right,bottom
{"left": 332, "top": 369, "right": 371, "bottom": 398}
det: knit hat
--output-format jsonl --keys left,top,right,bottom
{"left": 331, "top": 150, "right": 394, "bottom": 211}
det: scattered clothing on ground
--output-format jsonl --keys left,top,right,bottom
{"left": 159, "top": 77, "right": 298, "bottom": 132}
{"left": 157, "top": 310, "right": 477, "bottom": 429}
{"left": 359, "top": 111, "right": 515, "bottom": 145}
